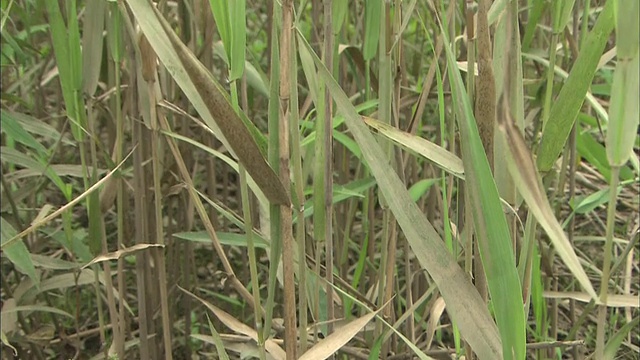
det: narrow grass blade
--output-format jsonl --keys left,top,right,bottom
{"left": 173, "top": 231, "right": 269, "bottom": 249}
{"left": 81, "top": 244, "right": 165, "bottom": 269}
{"left": 161, "top": 129, "right": 268, "bottom": 206}
{"left": 228, "top": 0, "right": 245, "bottom": 81}
{"left": 208, "top": 0, "right": 230, "bottom": 61}
{"left": 521, "top": 0, "right": 546, "bottom": 51}
{"left": 298, "top": 307, "right": 382, "bottom": 360}
{"left": 1, "top": 110, "right": 48, "bottom": 156}
{"left": 1, "top": 149, "right": 133, "bottom": 250}
{"left": 408, "top": 179, "right": 439, "bottom": 202}
{"left": 81, "top": 0, "right": 106, "bottom": 95}
{"left": 361, "top": 116, "right": 465, "bottom": 179}
{"left": 0, "top": 110, "right": 71, "bottom": 146}
{"left": 497, "top": 100, "right": 599, "bottom": 301}
{"left": 204, "top": 314, "right": 231, "bottom": 360}
{"left": 179, "top": 286, "right": 286, "bottom": 360}
{"left": 1, "top": 305, "right": 73, "bottom": 319}
{"left": 576, "top": 129, "right": 635, "bottom": 183}
{"left": 209, "top": 0, "right": 245, "bottom": 81}
{"left": 43, "top": 0, "right": 75, "bottom": 120}
{"left": 0, "top": 218, "right": 38, "bottom": 286}
{"left": 543, "top": 291, "right": 638, "bottom": 307}
{"left": 522, "top": 53, "right": 608, "bottom": 123}
{"left": 606, "top": 0, "right": 639, "bottom": 167}
{"left": 603, "top": 316, "right": 640, "bottom": 359}
{"left": 29, "top": 254, "right": 82, "bottom": 271}
{"left": 0, "top": 147, "right": 66, "bottom": 192}
{"left": 437, "top": 12, "right": 526, "bottom": 360}
{"left": 363, "top": 0, "right": 382, "bottom": 61}
{"left": 296, "top": 30, "right": 503, "bottom": 360}
{"left": 487, "top": 0, "right": 507, "bottom": 25}
{"left": 0, "top": 330, "right": 16, "bottom": 357}
{"left": 329, "top": 281, "right": 437, "bottom": 360}
{"left": 332, "top": 0, "right": 348, "bottom": 35}
{"left": 14, "top": 269, "right": 132, "bottom": 313}
{"left": 492, "top": 0, "right": 523, "bottom": 206}
{"left": 537, "top": 1, "right": 615, "bottom": 171}
{"left": 66, "top": 0, "right": 82, "bottom": 93}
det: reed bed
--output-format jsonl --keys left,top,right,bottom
{"left": 0, "top": 0, "right": 638, "bottom": 359}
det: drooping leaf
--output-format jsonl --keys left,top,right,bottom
{"left": 298, "top": 307, "right": 382, "bottom": 360}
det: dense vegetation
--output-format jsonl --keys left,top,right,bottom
{"left": 1, "top": 0, "right": 638, "bottom": 359}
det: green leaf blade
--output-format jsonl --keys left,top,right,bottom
{"left": 537, "top": 1, "right": 615, "bottom": 171}
{"left": 1, "top": 218, "right": 38, "bottom": 287}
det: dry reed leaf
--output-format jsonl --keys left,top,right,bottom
{"left": 180, "top": 287, "right": 286, "bottom": 360}
{"left": 543, "top": 291, "right": 639, "bottom": 308}
{"left": 425, "top": 297, "right": 446, "bottom": 350}
{"left": 298, "top": 307, "right": 382, "bottom": 360}
{"left": 497, "top": 97, "right": 598, "bottom": 301}
{"left": 81, "top": 244, "right": 165, "bottom": 269}
{"left": 361, "top": 116, "right": 465, "bottom": 179}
